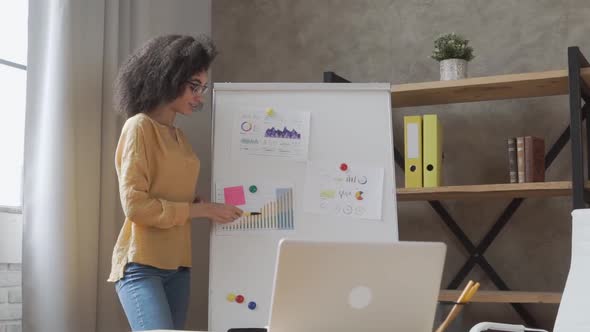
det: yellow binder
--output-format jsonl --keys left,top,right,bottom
{"left": 423, "top": 114, "right": 443, "bottom": 187}
{"left": 404, "top": 116, "right": 423, "bottom": 188}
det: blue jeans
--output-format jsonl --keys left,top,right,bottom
{"left": 115, "top": 262, "right": 191, "bottom": 331}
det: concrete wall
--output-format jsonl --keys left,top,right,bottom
{"left": 212, "top": 1, "right": 590, "bottom": 329}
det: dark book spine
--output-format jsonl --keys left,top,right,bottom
{"left": 525, "top": 136, "right": 545, "bottom": 182}
{"left": 507, "top": 138, "right": 517, "bottom": 183}
{"left": 517, "top": 137, "right": 525, "bottom": 183}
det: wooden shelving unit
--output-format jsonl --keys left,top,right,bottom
{"left": 388, "top": 69, "right": 579, "bottom": 326}
{"left": 397, "top": 181, "right": 580, "bottom": 201}
{"left": 391, "top": 68, "right": 590, "bottom": 107}
{"left": 439, "top": 290, "right": 561, "bottom": 304}
{"left": 391, "top": 60, "right": 589, "bottom": 326}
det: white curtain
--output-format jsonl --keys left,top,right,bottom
{"left": 23, "top": 0, "right": 126, "bottom": 331}
{"left": 23, "top": 1, "right": 213, "bottom": 330}
{"left": 22, "top": 1, "right": 213, "bottom": 331}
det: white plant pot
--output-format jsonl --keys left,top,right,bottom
{"left": 440, "top": 58, "right": 468, "bottom": 80}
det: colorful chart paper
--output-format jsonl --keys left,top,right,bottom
{"left": 215, "top": 183, "right": 295, "bottom": 233}
{"left": 232, "top": 109, "right": 310, "bottom": 161}
{"left": 304, "top": 161, "right": 384, "bottom": 220}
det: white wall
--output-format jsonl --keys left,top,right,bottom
{"left": 0, "top": 212, "right": 23, "bottom": 331}
{"left": 0, "top": 212, "right": 22, "bottom": 263}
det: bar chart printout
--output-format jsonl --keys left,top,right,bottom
{"left": 215, "top": 183, "right": 294, "bottom": 233}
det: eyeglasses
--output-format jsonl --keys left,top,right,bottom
{"left": 186, "top": 81, "right": 209, "bottom": 95}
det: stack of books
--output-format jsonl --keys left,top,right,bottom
{"left": 507, "top": 136, "right": 545, "bottom": 183}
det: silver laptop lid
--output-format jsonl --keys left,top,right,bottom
{"left": 268, "top": 239, "right": 446, "bottom": 332}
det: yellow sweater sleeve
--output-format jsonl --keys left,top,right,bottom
{"left": 116, "top": 123, "right": 190, "bottom": 229}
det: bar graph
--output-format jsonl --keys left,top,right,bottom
{"left": 215, "top": 185, "right": 294, "bottom": 233}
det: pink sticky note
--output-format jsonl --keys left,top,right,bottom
{"left": 224, "top": 186, "right": 246, "bottom": 206}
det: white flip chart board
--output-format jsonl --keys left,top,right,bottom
{"left": 208, "top": 83, "right": 399, "bottom": 332}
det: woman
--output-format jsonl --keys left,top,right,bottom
{"left": 108, "top": 34, "right": 243, "bottom": 331}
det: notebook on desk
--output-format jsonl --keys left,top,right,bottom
{"left": 267, "top": 239, "right": 446, "bottom": 332}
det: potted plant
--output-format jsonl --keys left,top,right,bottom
{"left": 431, "top": 33, "right": 475, "bottom": 80}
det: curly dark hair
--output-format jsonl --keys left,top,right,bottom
{"left": 114, "top": 34, "right": 218, "bottom": 118}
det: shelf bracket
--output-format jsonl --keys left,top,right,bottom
{"left": 569, "top": 47, "right": 590, "bottom": 209}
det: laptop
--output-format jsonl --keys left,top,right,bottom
{"left": 267, "top": 239, "right": 446, "bottom": 332}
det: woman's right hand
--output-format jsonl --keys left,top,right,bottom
{"left": 190, "top": 202, "right": 243, "bottom": 224}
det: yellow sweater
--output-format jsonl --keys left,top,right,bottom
{"left": 108, "top": 113, "right": 200, "bottom": 282}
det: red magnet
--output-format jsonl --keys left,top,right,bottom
{"left": 340, "top": 163, "right": 348, "bottom": 171}
{"left": 235, "top": 295, "right": 245, "bottom": 303}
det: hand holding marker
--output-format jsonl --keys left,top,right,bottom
{"left": 242, "top": 211, "right": 261, "bottom": 216}
{"left": 241, "top": 184, "right": 262, "bottom": 217}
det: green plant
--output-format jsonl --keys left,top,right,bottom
{"left": 431, "top": 33, "right": 475, "bottom": 62}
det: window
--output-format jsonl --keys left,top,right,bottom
{"left": 0, "top": 1, "right": 28, "bottom": 211}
